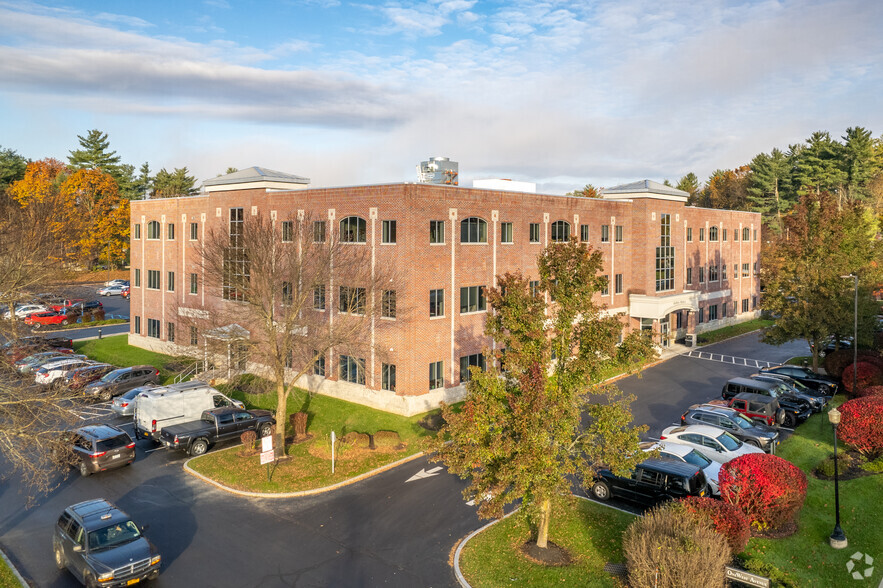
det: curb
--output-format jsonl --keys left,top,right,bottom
{"left": 0, "top": 545, "right": 29, "bottom": 588}
{"left": 182, "top": 450, "right": 426, "bottom": 498}
{"left": 452, "top": 495, "right": 640, "bottom": 588}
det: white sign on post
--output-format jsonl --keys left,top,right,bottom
{"left": 260, "top": 450, "right": 275, "bottom": 465}
{"left": 261, "top": 435, "right": 273, "bottom": 453}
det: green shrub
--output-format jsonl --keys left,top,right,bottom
{"left": 741, "top": 557, "right": 799, "bottom": 588}
{"left": 623, "top": 503, "right": 730, "bottom": 588}
{"left": 373, "top": 430, "right": 402, "bottom": 447}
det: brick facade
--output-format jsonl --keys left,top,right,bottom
{"left": 129, "top": 182, "right": 761, "bottom": 415}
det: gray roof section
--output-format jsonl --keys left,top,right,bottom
{"left": 601, "top": 179, "right": 689, "bottom": 199}
{"left": 202, "top": 167, "right": 310, "bottom": 187}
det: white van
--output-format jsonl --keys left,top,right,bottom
{"left": 133, "top": 381, "right": 244, "bottom": 441}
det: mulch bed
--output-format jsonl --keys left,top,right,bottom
{"left": 752, "top": 519, "right": 798, "bottom": 539}
{"left": 419, "top": 412, "right": 445, "bottom": 432}
{"left": 812, "top": 450, "right": 880, "bottom": 481}
{"left": 519, "top": 540, "right": 572, "bottom": 566}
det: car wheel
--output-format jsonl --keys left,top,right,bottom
{"left": 60, "top": 319, "right": 70, "bottom": 326}
{"left": 189, "top": 439, "right": 209, "bottom": 456}
{"left": 591, "top": 481, "right": 611, "bottom": 501}
{"left": 54, "top": 544, "right": 65, "bottom": 569}
{"left": 84, "top": 573, "right": 99, "bottom": 588}
{"left": 258, "top": 423, "right": 273, "bottom": 438}
{"left": 99, "top": 390, "right": 112, "bottom": 402}
{"left": 783, "top": 413, "right": 797, "bottom": 428}
{"left": 79, "top": 462, "right": 90, "bottom": 477}
{"left": 745, "top": 439, "right": 761, "bottom": 448}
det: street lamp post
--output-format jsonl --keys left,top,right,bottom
{"left": 828, "top": 407, "right": 847, "bottom": 548}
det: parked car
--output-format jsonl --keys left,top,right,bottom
{"left": 14, "top": 350, "right": 75, "bottom": 373}
{"left": 53, "top": 498, "right": 161, "bottom": 586}
{"left": 724, "top": 392, "right": 811, "bottom": 428}
{"left": 25, "top": 310, "right": 78, "bottom": 329}
{"left": 121, "top": 285, "right": 130, "bottom": 300}
{"left": 589, "top": 458, "right": 709, "bottom": 506}
{"left": 750, "top": 373, "right": 827, "bottom": 412}
{"left": 160, "top": 407, "right": 275, "bottom": 456}
{"left": 134, "top": 382, "right": 244, "bottom": 441}
{"left": 2, "top": 303, "right": 50, "bottom": 320}
{"left": 681, "top": 403, "right": 780, "bottom": 452}
{"left": 2, "top": 335, "right": 73, "bottom": 362}
{"left": 810, "top": 336, "right": 853, "bottom": 357}
{"left": 47, "top": 298, "right": 84, "bottom": 312}
{"left": 721, "top": 377, "right": 814, "bottom": 418}
{"left": 758, "top": 365, "right": 839, "bottom": 395}
{"left": 84, "top": 365, "right": 160, "bottom": 402}
{"left": 659, "top": 424, "right": 765, "bottom": 464}
{"left": 103, "top": 278, "right": 129, "bottom": 287}
{"left": 68, "top": 300, "right": 105, "bottom": 319}
{"left": 111, "top": 385, "right": 156, "bottom": 417}
{"left": 35, "top": 359, "right": 95, "bottom": 385}
{"left": 63, "top": 363, "right": 117, "bottom": 391}
{"left": 60, "top": 424, "right": 136, "bottom": 477}
{"left": 97, "top": 285, "right": 124, "bottom": 296}
{"left": 640, "top": 440, "right": 722, "bottom": 495}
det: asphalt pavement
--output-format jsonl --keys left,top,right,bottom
{"left": 0, "top": 329, "right": 813, "bottom": 587}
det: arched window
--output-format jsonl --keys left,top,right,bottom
{"left": 340, "top": 216, "right": 367, "bottom": 243}
{"left": 146, "top": 221, "right": 160, "bottom": 240}
{"left": 551, "top": 220, "right": 571, "bottom": 242}
{"left": 460, "top": 217, "right": 487, "bottom": 243}
{"left": 709, "top": 226, "right": 718, "bottom": 241}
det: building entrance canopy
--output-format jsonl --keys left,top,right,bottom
{"left": 629, "top": 291, "right": 699, "bottom": 321}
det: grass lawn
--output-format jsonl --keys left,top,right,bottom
{"left": 73, "top": 334, "right": 191, "bottom": 384}
{"left": 188, "top": 378, "right": 441, "bottom": 492}
{"left": 741, "top": 401, "right": 883, "bottom": 587}
{"left": 458, "top": 497, "right": 635, "bottom": 587}
{"left": 0, "top": 553, "right": 21, "bottom": 588}
{"left": 697, "top": 318, "right": 774, "bottom": 345}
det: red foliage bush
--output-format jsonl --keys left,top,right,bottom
{"left": 681, "top": 496, "right": 751, "bottom": 555}
{"left": 837, "top": 397, "right": 883, "bottom": 458}
{"left": 719, "top": 454, "right": 807, "bottom": 531}
{"left": 824, "top": 349, "right": 855, "bottom": 379}
{"left": 842, "top": 362, "right": 883, "bottom": 395}
{"left": 855, "top": 385, "right": 883, "bottom": 399}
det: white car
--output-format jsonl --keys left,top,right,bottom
{"left": 3, "top": 304, "right": 49, "bottom": 319}
{"left": 641, "top": 440, "right": 722, "bottom": 496}
{"left": 659, "top": 424, "right": 764, "bottom": 465}
{"left": 97, "top": 285, "right": 124, "bottom": 296}
{"left": 104, "top": 279, "right": 129, "bottom": 287}
{"left": 34, "top": 358, "right": 93, "bottom": 385}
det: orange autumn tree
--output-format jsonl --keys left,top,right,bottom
{"left": 9, "top": 159, "right": 71, "bottom": 253}
{"left": 60, "top": 169, "right": 130, "bottom": 267}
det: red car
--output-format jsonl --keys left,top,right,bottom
{"left": 121, "top": 285, "right": 130, "bottom": 300}
{"left": 48, "top": 299, "right": 84, "bottom": 312}
{"left": 24, "top": 309, "right": 79, "bottom": 329}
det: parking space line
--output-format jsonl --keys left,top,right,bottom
{"left": 686, "top": 351, "right": 775, "bottom": 368}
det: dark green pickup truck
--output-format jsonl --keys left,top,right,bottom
{"left": 159, "top": 406, "right": 275, "bottom": 456}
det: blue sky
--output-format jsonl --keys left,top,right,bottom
{"left": 1, "top": 0, "right": 881, "bottom": 193}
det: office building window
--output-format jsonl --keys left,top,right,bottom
{"left": 734, "top": 228, "right": 739, "bottom": 241}
{"left": 709, "top": 265, "right": 718, "bottom": 282}
{"left": 601, "top": 225, "right": 610, "bottom": 243}
{"left": 698, "top": 308, "right": 704, "bottom": 323}
{"left": 313, "top": 285, "right": 326, "bottom": 310}
{"left": 190, "top": 326, "right": 198, "bottom": 346}
{"left": 190, "top": 222, "right": 198, "bottom": 240}
{"left": 460, "top": 285, "right": 486, "bottom": 314}
{"left": 500, "top": 222, "right": 513, "bottom": 244}
{"left": 752, "top": 296, "right": 757, "bottom": 309}
{"left": 340, "top": 216, "right": 367, "bottom": 243}
{"left": 147, "top": 270, "right": 160, "bottom": 290}
{"left": 754, "top": 229, "right": 758, "bottom": 241}
{"left": 339, "top": 355, "right": 365, "bottom": 385}
{"left": 147, "top": 221, "right": 160, "bottom": 239}
{"left": 686, "top": 227, "right": 692, "bottom": 242}
{"left": 313, "top": 221, "right": 326, "bottom": 243}
{"left": 134, "top": 316, "right": 140, "bottom": 334}
{"left": 655, "top": 213, "right": 674, "bottom": 292}
{"left": 686, "top": 267, "right": 692, "bottom": 284}
{"left": 339, "top": 286, "right": 366, "bottom": 314}
{"left": 382, "top": 220, "right": 397, "bottom": 244}
{"left": 382, "top": 363, "right": 396, "bottom": 391}
{"left": 167, "top": 223, "right": 175, "bottom": 240}
{"left": 134, "top": 268, "right": 141, "bottom": 287}
{"left": 460, "top": 217, "right": 487, "bottom": 243}
{"left": 529, "top": 223, "right": 540, "bottom": 243}
{"left": 722, "top": 228, "right": 727, "bottom": 241}
{"left": 282, "top": 281, "right": 292, "bottom": 306}
{"left": 722, "top": 265, "right": 727, "bottom": 281}
{"left": 167, "top": 322, "right": 175, "bottom": 343}
{"left": 721, "top": 302, "right": 727, "bottom": 318}
{"left": 460, "top": 353, "right": 486, "bottom": 383}
{"left": 529, "top": 280, "right": 540, "bottom": 297}
{"left": 615, "top": 273, "right": 623, "bottom": 294}
{"left": 382, "top": 290, "right": 396, "bottom": 318}
{"left": 580, "top": 224, "right": 589, "bottom": 242}
{"left": 699, "top": 267, "right": 705, "bottom": 283}
{"left": 190, "top": 273, "right": 198, "bottom": 294}
{"left": 429, "top": 361, "right": 444, "bottom": 390}
{"left": 601, "top": 275, "right": 609, "bottom": 296}
{"left": 743, "top": 227, "right": 750, "bottom": 241}
{"left": 742, "top": 298, "right": 749, "bottom": 312}
{"left": 223, "top": 207, "right": 247, "bottom": 301}
{"left": 133, "top": 224, "right": 141, "bottom": 239}
{"left": 147, "top": 318, "right": 160, "bottom": 338}
{"left": 709, "top": 304, "right": 718, "bottom": 321}
{"left": 551, "top": 220, "right": 570, "bottom": 242}
{"left": 167, "top": 271, "right": 175, "bottom": 292}
{"left": 742, "top": 263, "right": 750, "bottom": 277}
{"left": 699, "top": 228, "right": 705, "bottom": 241}
{"left": 430, "top": 220, "right": 445, "bottom": 244}
{"left": 615, "top": 225, "right": 623, "bottom": 242}
{"left": 313, "top": 351, "right": 325, "bottom": 376}
{"left": 282, "top": 221, "right": 293, "bottom": 242}
{"left": 429, "top": 289, "right": 444, "bottom": 317}
{"left": 709, "top": 226, "right": 718, "bottom": 241}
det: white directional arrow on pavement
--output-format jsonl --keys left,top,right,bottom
{"left": 405, "top": 466, "right": 443, "bottom": 483}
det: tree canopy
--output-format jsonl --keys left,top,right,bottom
{"left": 153, "top": 167, "right": 197, "bottom": 197}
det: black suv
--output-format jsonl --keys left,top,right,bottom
{"left": 63, "top": 425, "right": 135, "bottom": 477}
{"left": 750, "top": 373, "right": 828, "bottom": 412}
{"left": 590, "top": 458, "right": 709, "bottom": 507}
{"left": 759, "top": 365, "right": 839, "bottom": 395}
{"left": 722, "top": 377, "right": 814, "bottom": 417}
{"left": 681, "top": 403, "right": 779, "bottom": 452}
{"left": 84, "top": 365, "right": 160, "bottom": 401}
{"left": 53, "top": 499, "right": 161, "bottom": 587}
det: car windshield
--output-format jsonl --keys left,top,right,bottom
{"left": 682, "top": 450, "right": 713, "bottom": 468}
{"left": 733, "top": 414, "right": 755, "bottom": 429}
{"left": 121, "top": 388, "right": 142, "bottom": 400}
{"left": 774, "top": 384, "right": 792, "bottom": 397}
{"left": 716, "top": 431, "right": 742, "bottom": 451}
{"left": 788, "top": 378, "right": 810, "bottom": 392}
{"left": 100, "top": 369, "right": 126, "bottom": 383}
{"left": 88, "top": 521, "right": 141, "bottom": 551}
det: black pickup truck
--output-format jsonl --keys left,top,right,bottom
{"left": 159, "top": 407, "right": 275, "bottom": 456}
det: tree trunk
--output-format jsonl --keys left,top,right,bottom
{"left": 274, "top": 372, "right": 287, "bottom": 459}
{"left": 810, "top": 341, "right": 820, "bottom": 372}
{"left": 536, "top": 498, "right": 552, "bottom": 549}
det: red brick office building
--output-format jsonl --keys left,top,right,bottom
{"left": 129, "top": 169, "right": 761, "bottom": 415}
